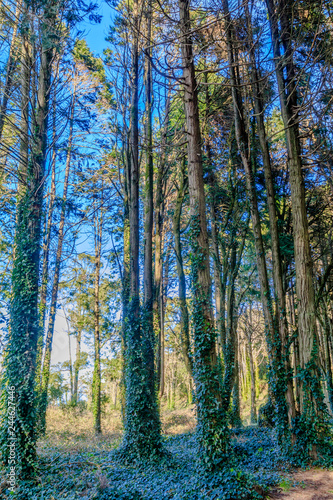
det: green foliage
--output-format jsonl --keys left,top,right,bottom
{"left": 73, "top": 39, "right": 114, "bottom": 106}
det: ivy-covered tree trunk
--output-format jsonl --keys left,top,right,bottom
{"left": 122, "top": 0, "right": 162, "bottom": 457}
{"left": 266, "top": 0, "right": 330, "bottom": 458}
{"left": 179, "top": 0, "right": 228, "bottom": 467}
{"left": 0, "top": 0, "right": 56, "bottom": 478}
{"left": 222, "top": 238, "right": 237, "bottom": 411}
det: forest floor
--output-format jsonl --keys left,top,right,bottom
{"left": 1, "top": 405, "right": 332, "bottom": 499}
{"left": 268, "top": 469, "right": 333, "bottom": 499}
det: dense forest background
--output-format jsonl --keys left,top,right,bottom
{"left": 0, "top": 0, "right": 333, "bottom": 498}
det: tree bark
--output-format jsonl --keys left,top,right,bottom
{"left": 178, "top": 0, "right": 228, "bottom": 464}
{"left": 154, "top": 114, "right": 167, "bottom": 393}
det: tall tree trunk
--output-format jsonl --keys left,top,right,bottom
{"left": 67, "top": 325, "right": 73, "bottom": 400}
{"left": 322, "top": 302, "right": 333, "bottom": 414}
{"left": 178, "top": 0, "right": 228, "bottom": 465}
{"left": 222, "top": 237, "right": 237, "bottom": 411}
{"left": 154, "top": 95, "right": 170, "bottom": 394}
{"left": 0, "top": 0, "right": 56, "bottom": 478}
{"left": 38, "top": 82, "right": 76, "bottom": 435}
{"left": 120, "top": 133, "right": 131, "bottom": 422}
{"left": 266, "top": 0, "right": 329, "bottom": 457}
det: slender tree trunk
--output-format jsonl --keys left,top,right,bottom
{"left": 323, "top": 303, "right": 333, "bottom": 414}
{"left": 289, "top": 281, "right": 300, "bottom": 407}
{"left": 68, "top": 330, "right": 73, "bottom": 399}
{"left": 154, "top": 142, "right": 165, "bottom": 393}
{"left": 92, "top": 205, "right": 102, "bottom": 434}
{"left": 231, "top": 327, "right": 242, "bottom": 427}
{"left": 73, "top": 328, "right": 82, "bottom": 404}
{"left": 178, "top": 0, "right": 228, "bottom": 465}
{"left": 222, "top": 237, "right": 237, "bottom": 411}
{"left": 120, "top": 134, "right": 131, "bottom": 422}
{"left": 204, "top": 93, "right": 227, "bottom": 358}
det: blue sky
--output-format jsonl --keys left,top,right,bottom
{"left": 79, "top": 1, "right": 116, "bottom": 56}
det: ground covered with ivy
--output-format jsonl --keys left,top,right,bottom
{"left": 1, "top": 428, "right": 290, "bottom": 499}
{"left": 1, "top": 408, "right": 332, "bottom": 499}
